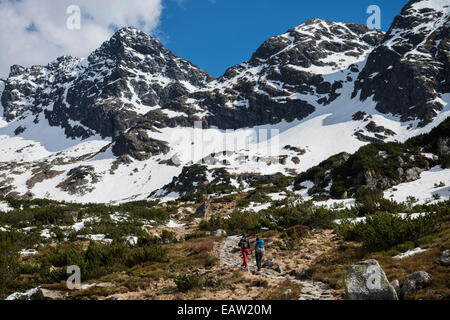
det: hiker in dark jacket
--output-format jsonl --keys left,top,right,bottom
{"left": 238, "top": 235, "right": 251, "bottom": 268}
{"left": 254, "top": 237, "right": 265, "bottom": 272}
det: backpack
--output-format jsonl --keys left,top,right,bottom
{"left": 255, "top": 240, "right": 264, "bottom": 249}
{"left": 255, "top": 240, "right": 265, "bottom": 254}
{"left": 239, "top": 238, "right": 250, "bottom": 250}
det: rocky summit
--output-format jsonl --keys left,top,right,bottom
{"left": 1, "top": 27, "right": 213, "bottom": 140}
{"left": 353, "top": 0, "right": 450, "bottom": 125}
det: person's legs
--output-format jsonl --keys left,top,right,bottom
{"left": 256, "top": 252, "right": 262, "bottom": 271}
{"left": 259, "top": 253, "right": 264, "bottom": 270}
{"left": 242, "top": 249, "right": 249, "bottom": 267}
{"left": 255, "top": 252, "right": 259, "bottom": 270}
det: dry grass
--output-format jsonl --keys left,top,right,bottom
{"left": 307, "top": 214, "right": 450, "bottom": 300}
{"left": 257, "top": 280, "right": 303, "bottom": 300}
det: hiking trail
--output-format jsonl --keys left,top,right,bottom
{"left": 219, "top": 235, "right": 333, "bottom": 300}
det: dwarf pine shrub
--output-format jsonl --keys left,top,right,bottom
{"left": 336, "top": 211, "right": 440, "bottom": 251}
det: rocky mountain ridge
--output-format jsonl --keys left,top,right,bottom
{"left": 1, "top": 27, "right": 213, "bottom": 139}
{"left": 353, "top": 0, "right": 450, "bottom": 125}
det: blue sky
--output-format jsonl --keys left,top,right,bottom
{"left": 158, "top": 0, "right": 408, "bottom": 77}
{"left": 0, "top": 0, "right": 408, "bottom": 78}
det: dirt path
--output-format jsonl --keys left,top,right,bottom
{"left": 219, "top": 235, "right": 333, "bottom": 300}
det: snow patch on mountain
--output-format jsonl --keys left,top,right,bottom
{"left": 384, "top": 166, "right": 450, "bottom": 204}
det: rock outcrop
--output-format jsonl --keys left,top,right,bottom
{"left": 440, "top": 249, "right": 450, "bottom": 266}
{"left": 211, "top": 229, "right": 227, "bottom": 237}
{"left": 344, "top": 259, "right": 398, "bottom": 300}
{"left": 353, "top": 0, "right": 450, "bottom": 126}
{"left": 30, "top": 288, "right": 64, "bottom": 300}
{"left": 166, "top": 19, "right": 383, "bottom": 130}
{"left": 194, "top": 202, "right": 212, "bottom": 218}
{"left": 400, "top": 271, "right": 432, "bottom": 300}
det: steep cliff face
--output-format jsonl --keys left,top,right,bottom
{"left": 353, "top": 0, "right": 450, "bottom": 126}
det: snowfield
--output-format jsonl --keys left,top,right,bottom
{"left": 384, "top": 166, "right": 450, "bottom": 205}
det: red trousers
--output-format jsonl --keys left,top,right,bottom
{"left": 241, "top": 249, "right": 250, "bottom": 267}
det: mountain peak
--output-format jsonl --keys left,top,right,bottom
{"left": 248, "top": 19, "right": 383, "bottom": 69}
{"left": 353, "top": 0, "right": 450, "bottom": 126}
{"left": 303, "top": 17, "right": 331, "bottom": 25}
{"left": 112, "top": 26, "right": 160, "bottom": 44}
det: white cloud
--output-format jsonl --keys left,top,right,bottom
{"left": 0, "top": 0, "right": 163, "bottom": 77}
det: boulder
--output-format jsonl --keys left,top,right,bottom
{"left": 30, "top": 288, "right": 64, "bottom": 300}
{"left": 194, "top": 202, "right": 212, "bottom": 218}
{"left": 263, "top": 260, "right": 274, "bottom": 268}
{"left": 390, "top": 280, "right": 400, "bottom": 294}
{"left": 274, "top": 265, "right": 283, "bottom": 273}
{"left": 344, "top": 259, "right": 398, "bottom": 300}
{"left": 211, "top": 229, "right": 227, "bottom": 237}
{"left": 401, "top": 271, "right": 432, "bottom": 300}
{"left": 405, "top": 167, "right": 423, "bottom": 182}
{"left": 439, "top": 249, "right": 450, "bottom": 266}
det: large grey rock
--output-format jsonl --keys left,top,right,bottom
{"left": 405, "top": 167, "right": 423, "bottom": 182}
{"left": 30, "top": 288, "right": 64, "bottom": 300}
{"left": 211, "top": 229, "right": 227, "bottom": 237}
{"left": 401, "top": 271, "right": 432, "bottom": 300}
{"left": 194, "top": 202, "right": 212, "bottom": 218}
{"left": 390, "top": 279, "right": 400, "bottom": 294}
{"left": 344, "top": 259, "right": 398, "bottom": 300}
{"left": 440, "top": 249, "right": 450, "bottom": 266}
{"left": 263, "top": 260, "right": 274, "bottom": 268}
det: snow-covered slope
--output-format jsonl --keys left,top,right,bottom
{"left": 384, "top": 166, "right": 450, "bottom": 205}
{"left": 0, "top": 0, "right": 449, "bottom": 204}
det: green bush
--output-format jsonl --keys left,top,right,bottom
{"left": 41, "top": 243, "right": 85, "bottom": 268}
{"left": 137, "top": 234, "right": 160, "bottom": 246}
{"left": 39, "top": 241, "right": 168, "bottom": 282}
{"left": 336, "top": 211, "right": 441, "bottom": 251}
{"left": 160, "top": 230, "right": 177, "bottom": 243}
{"left": 174, "top": 274, "right": 203, "bottom": 292}
{"left": 0, "top": 242, "right": 20, "bottom": 287}
{"left": 125, "top": 246, "right": 168, "bottom": 267}
{"left": 184, "top": 232, "right": 209, "bottom": 241}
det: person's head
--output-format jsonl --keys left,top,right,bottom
{"left": 256, "top": 237, "right": 260, "bottom": 241}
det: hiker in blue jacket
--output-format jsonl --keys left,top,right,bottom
{"left": 254, "top": 237, "right": 265, "bottom": 272}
